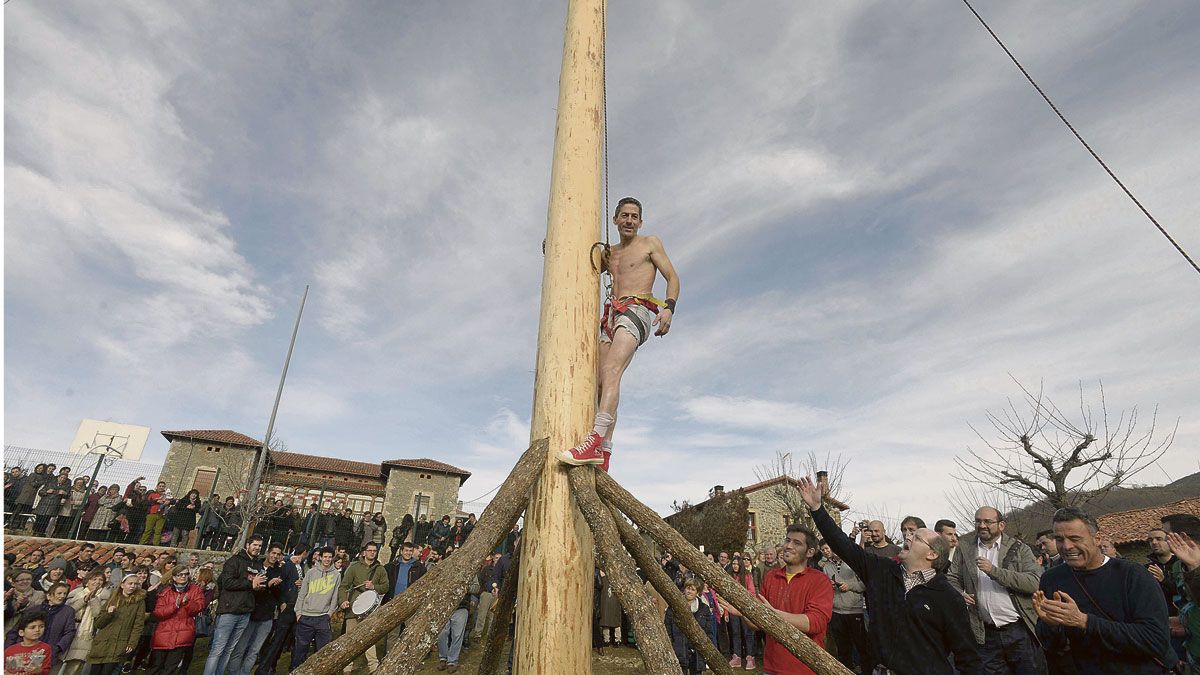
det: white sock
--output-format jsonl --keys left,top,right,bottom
{"left": 601, "top": 440, "right": 613, "bottom": 451}
{"left": 592, "top": 412, "right": 614, "bottom": 438}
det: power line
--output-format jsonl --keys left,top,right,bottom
{"left": 463, "top": 481, "right": 503, "bottom": 504}
{"left": 960, "top": 0, "right": 1200, "bottom": 277}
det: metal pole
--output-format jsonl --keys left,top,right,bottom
{"left": 71, "top": 449, "right": 110, "bottom": 540}
{"left": 306, "top": 480, "right": 327, "bottom": 546}
{"left": 235, "top": 284, "right": 309, "bottom": 551}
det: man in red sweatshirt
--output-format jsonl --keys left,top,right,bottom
{"left": 722, "top": 523, "right": 833, "bottom": 675}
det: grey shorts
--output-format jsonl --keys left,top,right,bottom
{"left": 600, "top": 303, "right": 655, "bottom": 347}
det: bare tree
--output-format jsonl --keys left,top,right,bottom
{"left": 953, "top": 379, "right": 1176, "bottom": 513}
{"left": 235, "top": 434, "right": 292, "bottom": 546}
{"left": 754, "top": 450, "right": 852, "bottom": 528}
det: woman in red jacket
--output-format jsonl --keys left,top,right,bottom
{"left": 146, "top": 566, "right": 205, "bottom": 675}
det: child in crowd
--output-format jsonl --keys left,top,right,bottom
{"left": 665, "top": 580, "right": 713, "bottom": 674}
{"left": 4, "top": 611, "right": 52, "bottom": 675}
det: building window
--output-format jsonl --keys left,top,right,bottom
{"left": 747, "top": 512, "right": 758, "bottom": 544}
{"left": 414, "top": 494, "right": 432, "bottom": 520}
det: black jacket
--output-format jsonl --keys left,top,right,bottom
{"left": 216, "top": 550, "right": 264, "bottom": 615}
{"left": 415, "top": 520, "right": 432, "bottom": 546}
{"left": 333, "top": 514, "right": 355, "bottom": 546}
{"left": 665, "top": 600, "right": 712, "bottom": 674}
{"left": 280, "top": 556, "right": 304, "bottom": 608}
{"left": 813, "top": 506, "right": 980, "bottom": 675}
{"left": 383, "top": 558, "right": 427, "bottom": 601}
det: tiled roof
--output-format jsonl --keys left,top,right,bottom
{"left": 264, "top": 474, "right": 386, "bottom": 496}
{"left": 269, "top": 451, "right": 383, "bottom": 479}
{"left": 1097, "top": 497, "right": 1200, "bottom": 545}
{"left": 382, "top": 458, "right": 471, "bottom": 486}
{"left": 161, "top": 429, "right": 263, "bottom": 448}
{"left": 4, "top": 535, "right": 218, "bottom": 567}
{"left": 382, "top": 458, "right": 471, "bottom": 478}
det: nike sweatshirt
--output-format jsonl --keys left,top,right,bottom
{"left": 296, "top": 564, "right": 342, "bottom": 618}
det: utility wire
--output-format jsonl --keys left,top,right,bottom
{"left": 960, "top": 0, "right": 1200, "bottom": 277}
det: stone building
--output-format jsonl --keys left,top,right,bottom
{"left": 157, "top": 429, "right": 471, "bottom": 523}
{"left": 667, "top": 473, "right": 850, "bottom": 552}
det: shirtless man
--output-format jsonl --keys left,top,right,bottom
{"left": 559, "top": 197, "right": 680, "bottom": 470}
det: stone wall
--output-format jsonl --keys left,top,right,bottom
{"left": 383, "top": 468, "right": 463, "bottom": 539}
{"left": 745, "top": 484, "right": 844, "bottom": 553}
{"left": 158, "top": 438, "right": 260, "bottom": 500}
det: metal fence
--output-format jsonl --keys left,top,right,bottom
{"left": 3, "top": 445, "right": 163, "bottom": 493}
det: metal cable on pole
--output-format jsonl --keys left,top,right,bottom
{"left": 960, "top": 0, "right": 1200, "bottom": 277}
{"left": 235, "top": 284, "right": 310, "bottom": 552}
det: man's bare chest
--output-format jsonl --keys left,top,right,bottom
{"left": 609, "top": 244, "right": 653, "bottom": 278}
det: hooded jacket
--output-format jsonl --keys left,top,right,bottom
{"left": 87, "top": 589, "right": 146, "bottom": 664}
{"left": 296, "top": 564, "right": 341, "bottom": 618}
{"left": 151, "top": 582, "right": 206, "bottom": 650}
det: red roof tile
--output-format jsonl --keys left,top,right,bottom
{"left": 4, "top": 535, "right": 208, "bottom": 567}
{"left": 268, "top": 450, "right": 383, "bottom": 479}
{"left": 161, "top": 429, "right": 263, "bottom": 448}
{"left": 1097, "top": 497, "right": 1200, "bottom": 546}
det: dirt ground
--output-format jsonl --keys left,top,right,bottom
{"left": 183, "top": 634, "right": 761, "bottom": 674}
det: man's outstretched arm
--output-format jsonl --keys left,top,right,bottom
{"left": 798, "top": 475, "right": 876, "bottom": 583}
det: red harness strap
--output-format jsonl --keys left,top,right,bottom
{"left": 601, "top": 295, "right": 660, "bottom": 341}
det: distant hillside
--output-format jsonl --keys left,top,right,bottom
{"left": 1004, "top": 471, "right": 1200, "bottom": 539}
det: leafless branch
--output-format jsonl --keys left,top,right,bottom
{"left": 952, "top": 380, "right": 1176, "bottom": 512}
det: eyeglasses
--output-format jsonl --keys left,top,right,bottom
{"left": 907, "top": 532, "right": 936, "bottom": 550}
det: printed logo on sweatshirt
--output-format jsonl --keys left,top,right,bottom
{"left": 307, "top": 573, "right": 338, "bottom": 596}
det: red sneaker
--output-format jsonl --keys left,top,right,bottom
{"left": 599, "top": 449, "right": 612, "bottom": 472}
{"left": 558, "top": 431, "right": 605, "bottom": 466}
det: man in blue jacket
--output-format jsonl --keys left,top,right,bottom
{"left": 1034, "top": 507, "right": 1176, "bottom": 674}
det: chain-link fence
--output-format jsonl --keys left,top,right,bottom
{"left": 4, "top": 445, "right": 165, "bottom": 540}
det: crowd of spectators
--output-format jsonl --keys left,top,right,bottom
{"left": 3, "top": 523, "right": 522, "bottom": 675}
{"left": 3, "top": 464, "right": 494, "bottom": 561}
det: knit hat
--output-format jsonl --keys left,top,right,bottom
{"left": 48, "top": 557, "right": 70, "bottom": 571}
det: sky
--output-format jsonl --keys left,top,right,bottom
{"left": 4, "top": 1, "right": 1198, "bottom": 528}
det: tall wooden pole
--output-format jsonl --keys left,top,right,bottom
{"left": 514, "top": 0, "right": 606, "bottom": 672}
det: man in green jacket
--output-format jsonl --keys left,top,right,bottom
{"left": 338, "top": 542, "right": 390, "bottom": 671}
{"left": 947, "top": 506, "right": 1044, "bottom": 674}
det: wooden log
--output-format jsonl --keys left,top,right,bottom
{"left": 292, "top": 438, "right": 547, "bottom": 675}
{"left": 478, "top": 543, "right": 522, "bottom": 675}
{"left": 595, "top": 472, "right": 852, "bottom": 675}
{"left": 607, "top": 502, "right": 734, "bottom": 675}
{"left": 567, "top": 467, "right": 682, "bottom": 675}
{"left": 514, "top": 0, "right": 607, "bottom": 670}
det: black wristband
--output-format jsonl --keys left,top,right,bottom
{"left": 665, "top": 298, "right": 676, "bottom": 313}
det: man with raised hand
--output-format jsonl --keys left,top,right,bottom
{"left": 798, "top": 475, "right": 980, "bottom": 675}
{"left": 947, "top": 507, "right": 1044, "bottom": 674}
{"left": 558, "top": 196, "right": 680, "bottom": 472}
{"left": 1034, "top": 507, "right": 1176, "bottom": 674}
